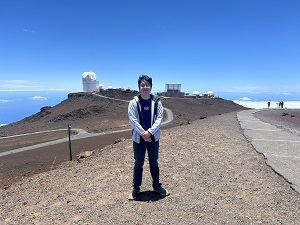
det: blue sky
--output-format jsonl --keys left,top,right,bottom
{"left": 1, "top": 0, "right": 300, "bottom": 95}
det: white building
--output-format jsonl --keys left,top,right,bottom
{"left": 192, "top": 90, "right": 200, "bottom": 96}
{"left": 205, "top": 90, "right": 214, "bottom": 96}
{"left": 165, "top": 83, "right": 181, "bottom": 92}
{"left": 158, "top": 83, "right": 184, "bottom": 97}
{"left": 82, "top": 72, "right": 99, "bottom": 92}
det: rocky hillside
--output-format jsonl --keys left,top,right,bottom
{"left": 0, "top": 90, "right": 248, "bottom": 136}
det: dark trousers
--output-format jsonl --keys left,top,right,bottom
{"left": 132, "top": 138, "right": 161, "bottom": 190}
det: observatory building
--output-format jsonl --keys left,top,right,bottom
{"left": 158, "top": 83, "right": 185, "bottom": 97}
{"left": 166, "top": 83, "right": 181, "bottom": 93}
{"left": 82, "top": 72, "right": 99, "bottom": 92}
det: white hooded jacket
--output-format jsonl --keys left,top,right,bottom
{"left": 128, "top": 95, "right": 163, "bottom": 143}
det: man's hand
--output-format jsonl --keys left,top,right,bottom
{"left": 142, "top": 131, "right": 152, "bottom": 142}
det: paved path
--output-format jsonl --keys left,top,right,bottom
{"left": 0, "top": 107, "right": 173, "bottom": 157}
{"left": 237, "top": 109, "right": 300, "bottom": 193}
{"left": 91, "top": 93, "right": 174, "bottom": 124}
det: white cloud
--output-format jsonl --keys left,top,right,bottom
{"left": 234, "top": 101, "right": 300, "bottom": 109}
{"left": 0, "top": 99, "right": 9, "bottom": 103}
{"left": 0, "top": 80, "right": 42, "bottom": 91}
{"left": 48, "top": 88, "right": 73, "bottom": 91}
{"left": 0, "top": 80, "right": 79, "bottom": 92}
{"left": 29, "top": 96, "right": 47, "bottom": 100}
{"left": 22, "top": 28, "right": 36, "bottom": 33}
{"left": 5, "top": 80, "right": 29, "bottom": 84}
{"left": 240, "top": 97, "right": 251, "bottom": 101}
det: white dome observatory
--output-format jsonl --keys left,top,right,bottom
{"left": 82, "top": 72, "right": 99, "bottom": 92}
{"left": 99, "top": 84, "right": 104, "bottom": 90}
{"left": 206, "top": 91, "right": 214, "bottom": 96}
{"left": 192, "top": 90, "right": 200, "bottom": 96}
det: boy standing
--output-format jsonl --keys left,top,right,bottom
{"left": 128, "top": 75, "right": 169, "bottom": 200}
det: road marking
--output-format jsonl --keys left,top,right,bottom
{"left": 264, "top": 153, "right": 300, "bottom": 160}
{"left": 252, "top": 139, "right": 300, "bottom": 143}
{"left": 0, "top": 95, "right": 174, "bottom": 157}
{"left": 0, "top": 129, "right": 68, "bottom": 139}
{"left": 245, "top": 128, "right": 279, "bottom": 131}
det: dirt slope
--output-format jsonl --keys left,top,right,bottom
{"left": 0, "top": 91, "right": 248, "bottom": 136}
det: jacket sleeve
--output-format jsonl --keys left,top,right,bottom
{"left": 148, "top": 100, "right": 163, "bottom": 135}
{"left": 128, "top": 99, "right": 145, "bottom": 135}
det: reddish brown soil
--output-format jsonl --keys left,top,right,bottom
{"left": 0, "top": 91, "right": 248, "bottom": 189}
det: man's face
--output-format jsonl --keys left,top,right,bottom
{"left": 140, "top": 80, "right": 151, "bottom": 96}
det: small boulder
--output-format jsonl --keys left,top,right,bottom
{"left": 77, "top": 151, "right": 94, "bottom": 162}
{"left": 114, "top": 138, "right": 126, "bottom": 144}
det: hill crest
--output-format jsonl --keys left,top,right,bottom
{"left": 0, "top": 90, "right": 247, "bottom": 137}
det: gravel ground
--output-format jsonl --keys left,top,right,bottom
{"left": 0, "top": 95, "right": 246, "bottom": 190}
{"left": 1, "top": 112, "right": 300, "bottom": 224}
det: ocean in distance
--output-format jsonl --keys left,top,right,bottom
{"left": 0, "top": 91, "right": 70, "bottom": 126}
{"left": 1, "top": 91, "right": 300, "bottom": 126}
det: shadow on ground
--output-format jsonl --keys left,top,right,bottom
{"left": 134, "top": 191, "right": 166, "bottom": 202}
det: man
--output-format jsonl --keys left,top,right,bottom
{"left": 128, "top": 75, "right": 169, "bottom": 200}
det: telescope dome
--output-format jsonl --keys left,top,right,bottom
{"left": 82, "top": 72, "right": 96, "bottom": 80}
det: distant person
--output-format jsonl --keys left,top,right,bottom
{"left": 281, "top": 101, "right": 284, "bottom": 108}
{"left": 128, "top": 75, "right": 169, "bottom": 200}
{"left": 267, "top": 101, "right": 270, "bottom": 109}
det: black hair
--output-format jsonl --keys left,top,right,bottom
{"left": 138, "top": 75, "right": 152, "bottom": 88}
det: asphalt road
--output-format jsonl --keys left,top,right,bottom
{"left": 0, "top": 107, "right": 174, "bottom": 189}
{"left": 0, "top": 107, "right": 173, "bottom": 157}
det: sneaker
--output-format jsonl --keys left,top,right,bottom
{"left": 128, "top": 189, "right": 140, "bottom": 200}
{"left": 154, "top": 186, "right": 169, "bottom": 196}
